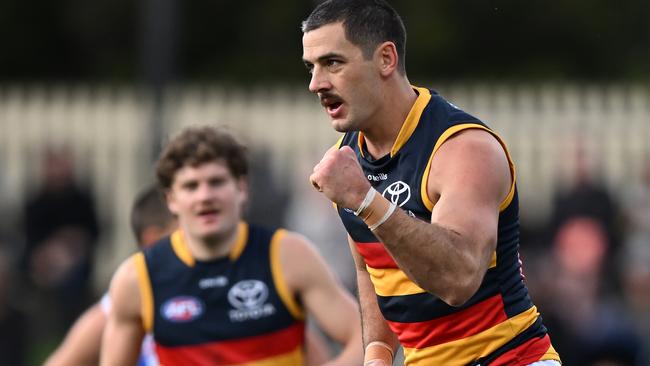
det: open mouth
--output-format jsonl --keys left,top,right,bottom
{"left": 326, "top": 102, "right": 343, "bottom": 114}
{"left": 197, "top": 208, "right": 219, "bottom": 219}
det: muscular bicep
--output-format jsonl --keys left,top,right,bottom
{"left": 427, "top": 129, "right": 511, "bottom": 268}
{"left": 100, "top": 257, "right": 145, "bottom": 366}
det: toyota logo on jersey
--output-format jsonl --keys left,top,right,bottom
{"left": 227, "top": 280, "right": 276, "bottom": 322}
{"left": 382, "top": 181, "right": 411, "bottom": 207}
{"left": 228, "top": 280, "right": 268, "bottom": 310}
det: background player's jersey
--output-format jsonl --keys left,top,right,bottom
{"left": 337, "top": 87, "right": 560, "bottom": 365}
{"left": 133, "top": 222, "right": 305, "bottom": 366}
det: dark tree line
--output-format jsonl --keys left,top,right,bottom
{"left": 1, "top": 0, "right": 648, "bottom": 84}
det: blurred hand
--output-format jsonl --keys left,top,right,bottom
{"left": 310, "top": 146, "right": 370, "bottom": 210}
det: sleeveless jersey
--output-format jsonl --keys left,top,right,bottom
{"left": 132, "top": 222, "right": 305, "bottom": 366}
{"left": 337, "top": 87, "right": 560, "bottom": 365}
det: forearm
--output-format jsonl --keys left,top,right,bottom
{"left": 305, "top": 329, "right": 331, "bottom": 366}
{"left": 356, "top": 269, "right": 399, "bottom": 366}
{"left": 322, "top": 292, "right": 364, "bottom": 366}
{"left": 44, "top": 305, "right": 105, "bottom": 366}
{"left": 44, "top": 351, "right": 97, "bottom": 366}
{"left": 99, "top": 325, "right": 142, "bottom": 366}
{"left": 357, "top": 269, "right": 399, "bottom": 351}
{"left": 371, "top": 207, "right": 487, "bottom": 306}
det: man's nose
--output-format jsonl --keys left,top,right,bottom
{"left": 197, "top": 183, "right": 214, "bottom": 201}
{"left": 308, "top": 67, "right": 331, "bottom": 94}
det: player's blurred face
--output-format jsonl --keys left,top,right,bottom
{"left": 166, "top": 160, "right": 246, "bottom": 244}
{"left": 302, "top": 22, "right": 383, "bottom": 132}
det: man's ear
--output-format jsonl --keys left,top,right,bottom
{"left": 165, "top": 189, "right": 178, "bottom": 215}
{"left": 376, "top": 41, "right": 399, "bottom": 77}
{"left": 237, "top": 177, "right": 249, "bottom": 203}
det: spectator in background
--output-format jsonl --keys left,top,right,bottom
{"left": 620, "top": 242, "right": 650, "bottom": 365}
{"left": 540, "top": 217, "right": 641, "bottom": 366}
{"left": 0, "top": 248, "right": 27, "bottom": 366}
{"left": 44, "top": 185, "right": 176, "bottom": 366}
{"left": 620, "top": 158, "right": 650, "bottom": 365}
{"left": 22, "top": 147, "right": 100, "bottom": 332}
{"left": 550, "top": 136, "right": 622, "bottom": 263}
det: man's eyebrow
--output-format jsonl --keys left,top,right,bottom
{"left": 303, "top": 52, "right": 345, "bottom": 64}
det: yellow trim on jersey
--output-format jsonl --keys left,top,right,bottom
{"left": 541, "top": 344, "right": 561, "bottom": 363}
{"left": 419, "top": 123, "right": 517, "bottom": 213}
{"left": 391, "top": 87, "right": 432, "bottom": 157}
{"left": 239, "top": 345, "right": 303, "bottom": 366}
{"left": 333, "top": 135, "right": 344, "bottom": 150}
{"left": 402, "top": 306, "right": 540, "bottom": 366}
{"left": 366, "top": 266, "right": 426, "bottom": 297}
{"left": 356, "top": 86, "right": 431, "bottom": 159}
{"left": 229, "top": 222, "right": 249, "bottom": 261}
{"left": 133, "top": 253, "right": 154, "bottom": 332}
{"left": 356, "top": 133, "right": 366, "bottom": 158}
{"left": 489, "top": 252, "right": 497, "bottom": 269}
{"left": 171, "top": 230, "right": 195, "bottom": 267}
{"left": 270, "top": 230, "right": 305, "bottom": 320}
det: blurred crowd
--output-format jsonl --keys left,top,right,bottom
{"left": 0, "top": 140, "right": 649, "bottom": 366}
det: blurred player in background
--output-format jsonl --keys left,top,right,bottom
{"left": 303, "top": 0, "right": 561, "bottom": 365}
{"left": 47, "top": 183, "right": 334, "bottom": 365}
{"left": 101, "top": 126, "right": 362, "bottom": 366}
{"left": 45, "top": 186, "right": 176, "bottom": 366}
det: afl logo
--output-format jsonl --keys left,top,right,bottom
{"left": 161, "top": 296, "right": 204, "bottom": 322}
{"left": 382, "top": 181, "right": 411, "bottom": 207}
{"left": 228, "top": 280, "right": 268, "bottom": 310}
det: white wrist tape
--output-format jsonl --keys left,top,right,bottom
{"left": 364, "top": 341, "right": 394, "bottom": 365}
{"left": 368, "top": 202, "right": 397, "bottom": 231}
{"left": 354, "top": 187, "right": 376, "bottom": 216}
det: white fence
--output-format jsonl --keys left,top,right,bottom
{"left": 1, "top": 83, "right": 648, "bottom": 287}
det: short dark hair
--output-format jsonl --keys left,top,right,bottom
{"left": 130, "top": 185, "right": 175, "bottom": 245}
{"left": 155, "top": 126, "right": 249, "bottom": 190}
{"left": 302, "top": 0, "right": 407, "bottom": 75}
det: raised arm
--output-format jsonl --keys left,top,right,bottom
{"left": 280, "top": 232, "right": 363, "bottom": 366}
{"left": 99, "top": 256, "right": 146, "bottom": 366}
{"left": 310, "top": 129, "right": 511, "bottom": 306}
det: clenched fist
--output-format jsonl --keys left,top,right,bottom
{"left": 310, "top": 146, "right": 371, "bottom": 210}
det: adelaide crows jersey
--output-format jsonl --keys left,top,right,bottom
{"left": 132, "top": 222, "right": 305, "bottom": 366}
{"left": 337, "top": 87, "right": 560, "bottom": 365}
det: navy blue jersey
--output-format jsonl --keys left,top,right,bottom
{"left": 337, "top": 87, "right": 559, "bottom": 365}
{"left": 132, "top": 222, "right": 305, "bottom": 365}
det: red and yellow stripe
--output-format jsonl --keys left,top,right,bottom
{"left": 155, "top": 322, "right": 304, "bottom": 366}
{"left": 355, "top": 241, "right": 496, "bottom": 298}
{"left": 402, "top": 306, "right": 540, "bottom": 365}
{"left": 386, "top": 294, "right": 509, "bottom": 348}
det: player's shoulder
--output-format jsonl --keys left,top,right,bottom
{"left": 108, "top": 253, "right": 143, "bottom": 316}
{"left": 276, "top": 229, "right": 317, "bottom": 254}
{"left": 436, "top": 127, "right": 506, "bottom": 164}
{"left": 276, "top": 230, "right": 329, "bottom": 276}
